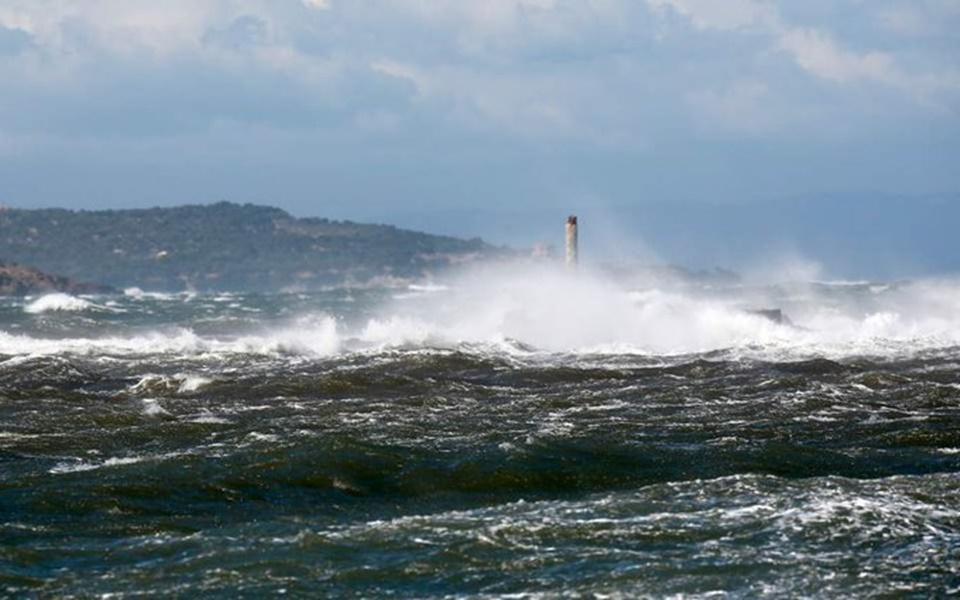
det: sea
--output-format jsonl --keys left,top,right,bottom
{"left": 1, "top": 264, "right": 958, "bottom": 597}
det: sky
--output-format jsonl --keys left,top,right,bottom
{"left": 0, "top": 1, "right": 958, "bottom": 275}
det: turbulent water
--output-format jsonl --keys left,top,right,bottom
{"left": 2, "top": 268, "right": 959, "bottom": 597}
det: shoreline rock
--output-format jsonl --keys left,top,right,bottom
{"left": 0, "top": 261, "right": 115, "bottom": 296}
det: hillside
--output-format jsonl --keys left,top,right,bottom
{"left": 0, "top": 261, "right": 115, "bottom": 296}
{"left": 0, "top": 203, "right": 504, "bottom": 291}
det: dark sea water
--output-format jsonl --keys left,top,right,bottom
{"left": 2, "top": 273, "right": 959, "bottom": 597}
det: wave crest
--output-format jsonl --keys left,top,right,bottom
{"left": 24, "top": 293, "right": 95, "bottom": 314}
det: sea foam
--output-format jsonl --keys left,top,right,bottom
{"left": 24, "top": 293, "right": 95, "bottom": 314}
{"left": 352, "top": 264, "right": 960, "bottom": 357}
{"left": 6, "top": 266, "right": 960, "bottom": 360}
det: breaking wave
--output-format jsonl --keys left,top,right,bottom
{"left": 0, "top": 316, "right": 340, "bottom": 358}
{"left": 24, "top": 293, "right": 96, "bottom": 314}
{"left": 5, "top": 265, "right": 960, "bottom": 360}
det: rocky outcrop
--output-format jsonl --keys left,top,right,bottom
{"left": 0, "top": 261, "right": 115, "bottom": 296}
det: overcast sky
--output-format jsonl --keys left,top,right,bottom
{"left": 0, "top": 1, "right": 958, "bottom": 270}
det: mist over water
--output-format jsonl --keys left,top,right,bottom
{"left": 2, "top": 262, "right": 959, "bottom": 596}
{"left": 359, "top": 263, "right": 960, "bottom": 356}
{"left": 6, "top": 261, "right": 960, "bottom": 359}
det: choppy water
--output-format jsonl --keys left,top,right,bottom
{"left": 2, "top": 272, "right": 960, "bottom": 597}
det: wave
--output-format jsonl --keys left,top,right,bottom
{"left": 0, "top": 315, "right": 341, "bottom": 358}
{"left": 358, "top": 267, "right": 960, "bottom": 357}
{"left": 127, "top": 373, "right": 214, "bottom": 395}
{"left": 0, "top": 313, "right": 957, "bottom": 362}
{"left": 24, "top": 293, "right": 96, "bottom": 314}
{"left": 122, "top": 287, "right": 185, "bottom": 301}
{"left": 6, "top": 267, "right": 960, "bottom": 359}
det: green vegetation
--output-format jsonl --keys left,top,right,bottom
{"left": 0, "top": 202, "right": 504, "bottom": 291}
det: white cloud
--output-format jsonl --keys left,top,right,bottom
{"left": 0, "top": 0, "right": 956, "bottom": 151}
{"left": 0, "top": 1, "right": 219, "bottom": 58}
{"left": 0, "top": 7, "right": 32, "bottom": 33}
{"left": 775, "top": 26, "right": 959, "bottom": 108}
{"left": 302, "top": 0, "right": 331, "bottom": 10}
{"left": 647, "top": 0, "right": 960, "bottom": 104}
{"left": 646, "top": 0, "right": 776, "bottom": 31}
{"left": 778, "top": 28, "right": 897, "bottom": 85}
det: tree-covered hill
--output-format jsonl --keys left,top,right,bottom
{"left": 0, "top": 203, "right": 506, "bottom": 291}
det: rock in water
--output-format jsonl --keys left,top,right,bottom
{"left": 748, "top": 308, "right": 794, "bottom": 326}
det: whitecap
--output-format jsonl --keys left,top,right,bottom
{"left": 178, "top": 375, "right": 213, "bottom": 393}
{"left": 189, "top": 413, "right": 231, "bottom": 425}
{"left": 24, "top": 293, "right": 94, "bottom": 314}
{"left": 141, "top": 398, "right": 170, "bottom": 417}
{"left": 49, "top": 452, "right": 185, "bottom": 474}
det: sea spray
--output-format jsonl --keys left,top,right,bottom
{"left": 360, "top": 263, "right": 960, "bottom": 355}
{"left": 24, "top": 293, "right": 95, "bottom": 314}
{"left": 5, "top": 269, "right": 960, "bottom": 359}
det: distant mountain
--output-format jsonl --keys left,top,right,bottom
{"left": 0, "top": 261, "right": 115, "bottom": 296}
{"left": 0, "top": 202, "right": 507, "bottom": 291}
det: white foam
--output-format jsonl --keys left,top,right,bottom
{"left": 124, "top": 287, "right": 187, "bottom": 301}
{"left": 49, "top": 452, "right": 185, "bottom": 474}
{"left": 353, "top": 265, "right": 960, "bottom": 358}
{"left": 141, "top": 398, "right": 169, "bottom": 417}
{"left": 24, "top": 293, "right": 95, "bottom": 314}
{"left": 178, "top": 375, "right": 212, "bottom": 393}
{"left": 1, "top": 329, "right": 205, "bottom": 357}
{"left": 8, "top": 267, "right": 960, "bottom": 360}
{"left": 359, "top": 266, "right": 792, "bottom": 354}
{"left": 189, "top": 413, "right": 231, "bottom": 424}
{"left": 234, "top": 315, "right": 340, "bottom": 355}
{"left": 0, "top": 316, "right": 340, "bottom": 358}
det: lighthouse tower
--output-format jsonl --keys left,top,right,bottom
{"left": 565, "top": 216, "right": 578, "bottom": 268}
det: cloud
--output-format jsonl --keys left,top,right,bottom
{"left": 777, "top": 28, "right": 897, "bottom": 85}
{"left": 646, "top": 0, "right": 960, "bottom": 106}
{"left": 646, "top": 0, "right": 775, "bottom": 31}
{"left": 774, "top": 26, "right": 960, "bottom": 110}
{"left": 0, "top": 0, "right": 956, "bottom": 206}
